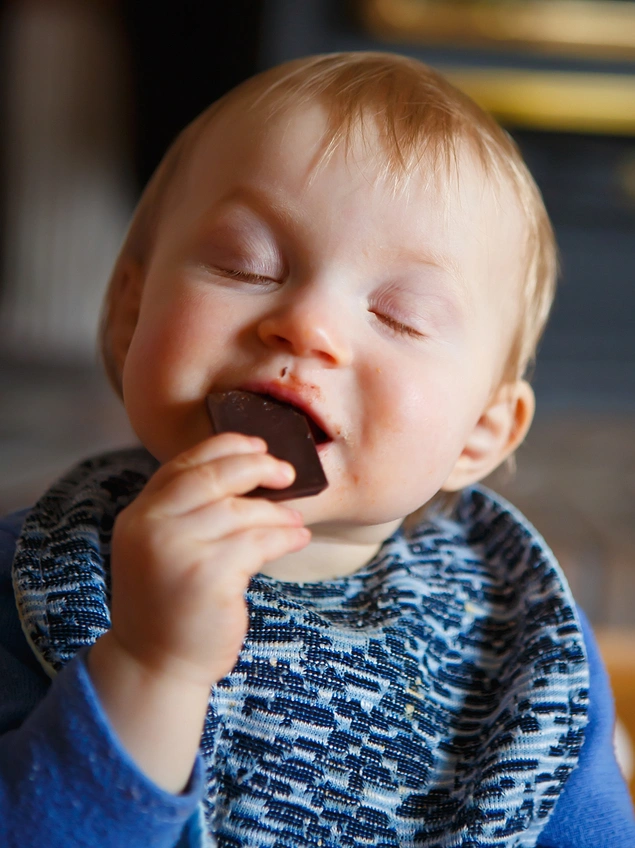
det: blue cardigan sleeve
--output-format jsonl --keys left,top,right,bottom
{"left": 538, "top": 607, "right": 635, "bottom": 846}
{"left": 0, "top": 513, "right": 207, "bottom": 848}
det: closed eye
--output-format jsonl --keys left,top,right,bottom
{"left": 370, "top": 311, "right": 424, "bottom": 339}
{"left": 217, "top": 267, "right": 277, "bottom": 285}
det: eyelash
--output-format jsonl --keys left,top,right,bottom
{"left": 371, "top": 311, "right": 423, "bottom": 339}
{"left": 219, "top": 268, "right": 276, "bottom": 285}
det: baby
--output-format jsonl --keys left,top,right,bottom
{"left": 1, "top": 52, "right": 633, "bottom": 848}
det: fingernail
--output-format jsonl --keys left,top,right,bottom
{"left": 279, "top": 462, "right": 295, "bottom": 482}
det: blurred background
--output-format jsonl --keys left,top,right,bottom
{"left": 0, "top": 0, "right": 633, "bottom": 788}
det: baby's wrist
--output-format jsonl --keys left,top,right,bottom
{"left": 87, "top": 631, "right": 211, "bottom": 794}
{"left": 89, "top": 630, "right": 214, "bottom": 696}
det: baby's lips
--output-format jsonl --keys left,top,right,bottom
{"left": 205, "top": 390, "right": 328, "bottom": 500}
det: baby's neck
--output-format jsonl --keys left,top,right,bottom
{"left": 259, "top": 518, "right": 403, "bottom": 583}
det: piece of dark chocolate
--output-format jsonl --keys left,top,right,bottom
{"left": 206, "top": 391, "right": 328, "bottom": 500}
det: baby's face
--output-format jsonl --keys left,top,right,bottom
{"left": 119, "top": 102, "right": 525, "bottom": 533}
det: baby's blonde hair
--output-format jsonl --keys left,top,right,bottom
{"left": 100, "top": 52, "right": 557, "bottom": 393}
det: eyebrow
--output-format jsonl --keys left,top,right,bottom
{"left": 379, "top": 243, "right": 470, "bottom": 307}
{"left": 211, "top": 185, "right": 301, "bottom": 240}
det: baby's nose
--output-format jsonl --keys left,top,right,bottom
{"left": 257, "top": 295, "right": 352, "bottom": 367}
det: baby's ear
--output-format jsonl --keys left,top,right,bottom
{"left": 108, "top": 258, "right": 145, "bottom": 375}
{"left": 441, "top": 380, "right": 535, "bottom": 492}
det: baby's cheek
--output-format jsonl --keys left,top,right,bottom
{"left": 120, "top": 320, "right": 207, "bottom": 461}
{"left": 133, "top": 298, "right": 205, "bottom": 387}
{"left": 371, "top": 378, "right": 470, "bottom": 480}
{"left": 353, "top": 411, "right": 424, "bottom": 509}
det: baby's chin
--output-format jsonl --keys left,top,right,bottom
{"left": 290, "top": 492, "right": 421, "bottom": 541}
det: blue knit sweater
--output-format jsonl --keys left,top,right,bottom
{"left": 0, "top": 451, "right": 634, "bottom": 847}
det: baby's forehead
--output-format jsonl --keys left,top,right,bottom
{"left": 183, "top": 95, "right": 510, "bottom": 211}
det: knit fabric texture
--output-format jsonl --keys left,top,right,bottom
{"left": 12, "top": 448, "right": 589, "bottom": 847}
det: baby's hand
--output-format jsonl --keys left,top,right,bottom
{"left": 107, "top": 433, "right": 310, "bottom": 688}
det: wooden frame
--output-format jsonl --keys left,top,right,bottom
{"left": 360, "top": 0, "right": 635, "bottom": 61}
{"left": 440, "top": 67, "right": 635, "bottom": 134}
{"left": 597, "top": 629, "right": 635, "bottom": 801}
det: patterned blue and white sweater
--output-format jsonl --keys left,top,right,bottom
{"left": 11, "top": 447, "right": 595, "bottom": 847}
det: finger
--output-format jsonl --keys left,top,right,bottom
{"left": 147, "top": 452, "right": 296, "bottom": 517}
{"left": 210, "top": 525, "right": 312, "bottom": 589}
{"left": 145, "top": 433, "right": 267, "bottom": 495}
{"left": 177, "top": 497, "right": 304, "bottom": 541}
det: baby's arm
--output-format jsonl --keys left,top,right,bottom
{"left": 87, "top": 432, "right": 310, "bottom": 793}
{"left": 0, "top": 515, "right": 203, "bottom": 848}
{"left": 0, "top": 652, "right": 205, "bottom": 848}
